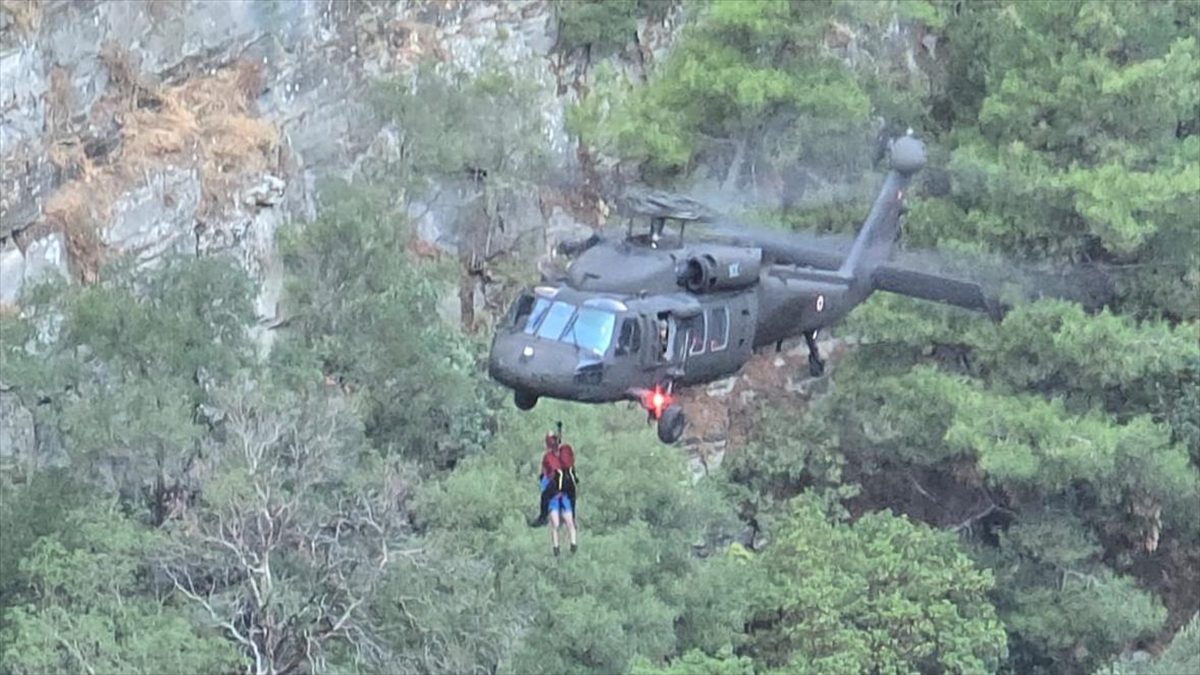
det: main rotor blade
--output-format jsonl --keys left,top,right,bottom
{"left": 613, "top": 188, "right": 722, "bottom": 222}
{"left": 694, "top": 220, "right": 855, "bottom": 270}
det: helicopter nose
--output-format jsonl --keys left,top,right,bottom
{"left": 487, "top": 333, "right": 575, "bottom": 395}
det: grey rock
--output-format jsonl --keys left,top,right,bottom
{"left": 0, "top": 45, "right": 46, "bottom": 149}
{"left": 545, "top": 207, "right": 592, "bottom": 241}
{"left": 242, "top": 174, "right": 286, "bottom": 208}
{"left": 0, "top": 391, "right": 35, "bottom": 467}
{"left": 786, "top": 373, "right": 831, "bottom": 397}
{"left": 706, "top": 376, "right": 738, "bottom": 398}
{"left": 23, "top": 232, "right": 69, "bottom": 287}
{"left": 0, "top": 241, "right": 24, "bottom": 305}
{"left": 104, "top": 168, "right": 201, "bottom": 260}
{"left": 0, "top": 45, "right": 54, "bottom": 236}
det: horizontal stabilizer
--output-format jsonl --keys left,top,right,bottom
{"left": 872, "top": 265, "right": 1003, "bottom": 320}
{"left": 873, "top": 249, "right": 1114, "bottom": 318}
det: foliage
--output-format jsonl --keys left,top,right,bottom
{"left": 367, "top": 56, "right": 552, "bottom": 267}
{"left": 1, "top": 256, "right": 256, "bottom": 522}
{"left": 412, "top": 400, "right": 749, "bottom": 674}
{"left": 0, "top": 470, "right": 90, "bottom": 602}
{"left": 1097, "top": 612, "right": 1200, "bottom": 675}
{"left": 0, "top": 506, "right": 239, "bottom": 675}
{"left": 979, "top": 513, "right": 1167, "bottom": 675}
{"left": 2, "top": 2, "right": 1198, "bottom": 674}
{"left": 360, "top": 548, "right": 529, "bottom": 674}
{"left": 554, "top": 0, "right": 639, "bottom": 57}
{"left": 920, "top": 0, "right": 1200, "bottom": 319}
{"left": 630, "top": 647, "right": 755, "bottom": 675}
{"left": 747, "top": 494, "right": 1007, "bottom": 674}
{"left": 276, "top": 182, "right": 490, "bottom": 465}
{"left": 156, "top": 375, "right": 420, "bottom": 675}
{"left": 571, "top": 0, "right": 874, "bottom": 176}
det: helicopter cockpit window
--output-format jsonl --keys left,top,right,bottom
{"left": 564, "top": 307, "right": 617, "bottom": 356}
{"left": 534, "top": 301, "right": 575, "bottom": 340}
{"left": 522, "top": 297, "right": 552, "bottom": 334}
{"left": 510, "top": 293, "right": 536, "bottom": 328}
{"left": 615, "top": 318, "right": 641, "bottom": 355}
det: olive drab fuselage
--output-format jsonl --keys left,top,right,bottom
{"left": 487, "top": 239, "right": 858, "bottom": 403}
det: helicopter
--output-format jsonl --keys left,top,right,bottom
{"left": 486, "top": 134, "right": 1068, "bottom": 443}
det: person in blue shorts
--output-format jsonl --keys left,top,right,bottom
{"left": 533, "top": 431, "right": 577, "bottom": 556}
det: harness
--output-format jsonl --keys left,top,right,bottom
{"left": 555, "top": 466, "right": 578, "bottom": 493}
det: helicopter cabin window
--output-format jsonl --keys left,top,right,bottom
{"left": 708, "top": 307, "right": 730, "bottom": 351}
{"left": 687, "top": 314, "right": 707, "bottom": 356}
{"left": 616, "top": 318, "right": 641, "bottom": 355}
{"left": 522, "top": 296, "right": 552, "bottom": 334}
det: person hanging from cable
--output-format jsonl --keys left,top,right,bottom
{"left": 529, "top": 423, "right": 578, "bottom": 556}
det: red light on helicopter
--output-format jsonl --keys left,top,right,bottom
{"left": 642, "top": 386, "right": 672, "bottom": 419}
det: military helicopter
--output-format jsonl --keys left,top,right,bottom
{"left": 486, "top": 134, "right": 1061, "bottom": 443}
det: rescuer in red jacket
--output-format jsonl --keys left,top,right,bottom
{"left": 530, "top": 430, "right": 578, "bottom": 555}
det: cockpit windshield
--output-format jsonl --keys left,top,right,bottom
{"left": 521, "top": 297, "right": 551, "bottom": 334}
{"left": 564, "top": 307, "right": 616, "bottom": 356}
{"left": 515, "top": 296, "right": 618, "bottom": 356}
{"left": 534, "top": 301, "right": 575, "bottom": 341}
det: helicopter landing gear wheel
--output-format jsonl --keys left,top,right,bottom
{"left": 513, "top": 390, "right": 538, "bottom": 411}
{"left": 657, "top": 404, "right": 686, "bottom": 444}
{"left": 808, "top": 353, "right": 825, "bottom": 377}
{"left": 804, "top": 330, "right": 826, "bottom": 377}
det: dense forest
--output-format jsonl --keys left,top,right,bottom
{"left": 1, "top": 1, "right": 1198, "bottom": 674}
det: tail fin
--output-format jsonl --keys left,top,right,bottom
{"left": 837, "top": 134, "right": 926, "bottom": 280}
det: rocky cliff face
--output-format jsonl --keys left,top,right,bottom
{"left": 0, "top": 0, "right": 603, "bottom": 316}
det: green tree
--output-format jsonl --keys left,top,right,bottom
{"left": 367, "top": 56, "right": 552, "bottom": 280}
{"left": 0, "top": 506, "right": 238, "bottom": 675}
{"left": 1097, "top": 612, "right": 1200, "bottom": 675}
{"left": 0, "top": 470, "right": 90, "bottom": 604}
{"left": 156, "top": 375, "right": 419, "bottom": 675}
{"left": 410, "top": 401, "right": 750, "bottom": 674}
{"left": 978, "top": 514, "right": 1167, "bottom": 675}
{"left": 631, "top": 647, "right": 755, "bottom": 675}
{"left": 275, "top": 182, "right": 490, "bottom": 465}
{"left": 571, "top": 0, "right": 873, "bottom": 176}
{"left": 747, "top": 494, "right": 1007, "bottom": 674}
{"left": 554, "top": 0, "right": 639, "bottom": 57}
{"left": 1, "top": 256, "right": 256, "bottom": 523}
{"left": 919, "top": 0, "right": 1200, "bottom": 318}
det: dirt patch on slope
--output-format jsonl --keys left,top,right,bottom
{"left": 38, "top": 49, "right": 277, "bottom": 282}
